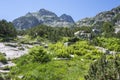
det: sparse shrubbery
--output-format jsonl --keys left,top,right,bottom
{"left": 11, "top": 38, "right": 120, "bottom": 80}
{"left": 10, "top": 40, "right": 103, "bottom": 80}
{"left": 92, "top": 37, "right": 120, "bottom": 51}
{"left": 49, "top": 40, "right": 102, "bottom": 59}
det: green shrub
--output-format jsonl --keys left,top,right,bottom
{"left": 0, "top": 52, "right": 7, "bottom": 64}
{"left": 92, "top": 37, "right": 120, "bottom": 52}
{"left": 56, "top": 49, "right": 71, "bottom": 58}
{"left": 28, "top": 46, "right": 51, "bottom": 63}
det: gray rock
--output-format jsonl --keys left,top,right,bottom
{"left": 74, "top": 31, "right": 91, "bottom": 40}
{"left": 13, "top": 16, "right": 40, "bottom": 30}
{"left": 60, "top": 14, "right": 74, "bottom": 23}
{"left": 76, "top": 5, "right": 120, "bottom": 29}
{"left": 13, "top": 9, "right": 75, "bottom": 29}
{"left": 64, "top": 42, "right": 72, "bottom": 47}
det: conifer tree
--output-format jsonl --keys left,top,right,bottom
{"left": 85, "top": 54, "right": 120, "bottom": 80}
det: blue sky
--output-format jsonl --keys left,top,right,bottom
{"left": 0, "top": 0, "right": 120, "bottom": 21}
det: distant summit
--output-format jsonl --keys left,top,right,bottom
{"left": 38, "top": 9, "right": 57, "bottom": 16}
{"left": 60, "top": 14, "right": 74, "bottom": 23}
{"left": 13, "top": 9, "right": 75, "bottom": 29}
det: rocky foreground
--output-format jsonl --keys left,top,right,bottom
{"left": 0, "top": 42, "right": 34, "bottom": 59}
{"left": 0, "top": 42, "right": 38, "bottom": 73}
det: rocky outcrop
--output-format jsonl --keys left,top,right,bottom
{"left": 13, "top": 9, "right": 75, "bottom": 29}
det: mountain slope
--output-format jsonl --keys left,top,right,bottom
{"left": 76, "top": 5, "right": 120, "bottom": 28}
{"left": 13, "top": 16, "right": 40, "bottom": 29}
{"left": 13, "top": 9, "right": 75, "bottom": 29}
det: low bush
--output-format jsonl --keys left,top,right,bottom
{"left": 28, "top": 46, "right": 51, "bottom": 63}
{"left": 0, "top": 52, "right": 7, "bottom": 64}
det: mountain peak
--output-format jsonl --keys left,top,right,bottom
{"left": 12, "top": 9, "right": 75, "bottom": 29}
{"left": 38, "top": 9, "right": 57, "bottom": 16}
{"left": 39, "top": 8, "right": 49, "bottom": 13}
{"left": 60, "top": 14, "right": 74, "bottom": 23}
{"left": 26, "top": 12, "right": 33, "bottom": 17}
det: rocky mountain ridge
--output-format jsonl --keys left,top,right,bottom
{"left": 13, "top": 6, "right": 120, "bottom": 30}
{"left": 13, "top": 9, "right": 75, "bottom": 29}
{"left": 76, "top": 5, "right": 120, "bottom": 28}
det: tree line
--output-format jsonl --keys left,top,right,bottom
{"left": 24, "top": 25, "right": 82, "bottom": 42}
{"left": 0, "top": 20, "right": 17, "bottom": 40}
